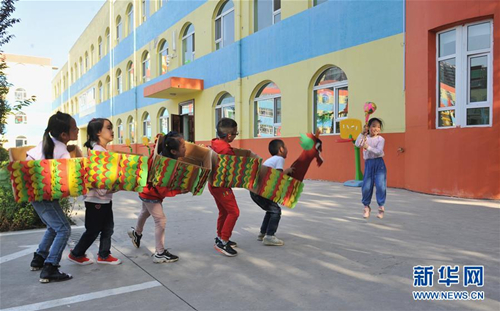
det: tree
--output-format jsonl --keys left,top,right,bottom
{"left": 0, "top": 0, "right": 34, "bottom": 137}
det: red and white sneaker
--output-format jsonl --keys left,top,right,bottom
{"left": 97, "top": 255, "right": 122, "bottom": 265}
{"left": 68, "top": 252, "right": 94, "bottom": 265}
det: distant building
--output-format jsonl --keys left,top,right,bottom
{"left": 3, "top": 54, "right": 53, "bottom": 149}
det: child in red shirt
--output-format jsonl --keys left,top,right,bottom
{"left": 128, "top": 131, "right": 186, "bottom": 263}
{"left": 209, "top": 118, "right": 240, "bottom": 257}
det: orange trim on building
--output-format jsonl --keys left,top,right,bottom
{"left": 144, "top": 77, "right": 204, "bottom": 99}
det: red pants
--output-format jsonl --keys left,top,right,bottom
{"left": 208, "top": 184, "right": 240, "bottom": 241}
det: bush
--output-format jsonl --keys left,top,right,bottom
{"left": 0, "top": 160, "right": 76, "bottom": 232}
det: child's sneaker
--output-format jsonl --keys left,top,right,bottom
{"left": 30, "top": 252, "right": 45, "bottom": 271}
{"left": 97, "top": 255, "right": 122, "bottom": 265}
{"left": 128, "top": 228, "right": 142, "bottom": 248}
{"left": 257, "top": 233, "right": 265, "bottom": 241}
{"left": 153, "top": 250, "right": 179, "bottom": 263}
{"left": 214, "top": 238, "right": 237, "bottom": 257}
{"left": 39, "top": 263, "right": 72, "bottom": 283}
{"left": 68, "top": 252, "right": 94, "bottom": 265}
{"left": 216, "top": 236, "right": 237, "bottom": 248}
{"left": 263, "top": 235, "right": 284, "bottom": 246}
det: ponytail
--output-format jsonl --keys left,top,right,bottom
{"left": 43, "top": 111, "right": 73, "bottom": 159}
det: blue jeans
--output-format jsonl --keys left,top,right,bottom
{"left": 361, "top": 157, "right": 387, "bottom": 207}
{"left": 31, "top": 201, "right": 71, "bottom": 265}
{"left": 250, "top": 192, "right": 281, "bottom": 236}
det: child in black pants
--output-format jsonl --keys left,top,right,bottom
{"left": 250, "top": 139, "right": 293, "bottom": 246}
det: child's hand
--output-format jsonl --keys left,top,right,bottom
{"left": 283, "top": 167, "right": 294, "bottom": 176}
{"left": 363, "top": 142, "right": 369, "bottom": 150}
{"left": 362, "top": 125, "right": 369, "bottom": 135}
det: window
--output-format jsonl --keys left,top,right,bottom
{"left": 14, "top": 88, "right": 27, "bottom": 101}
{"left": 127, "top": 4, "right": 134, "bottom": 36}
{"left": 215, "top": 93, "right": 235, "bottom": 127}
{"left": 117, "top": 119, "right": 124, "bottom": 144}
{"left": 313, "top": 0, "right": 327, "bottom": 6}
{"left": 105, "top": 28, "right": 110, "bottom": 54}
{"left": 98, "top": 37, "right": 103, "bottom": 60}
{"left": 116, "top": 69, "right": 123, "bottom": 94}
{"left": 254, "top": 82, "right": 281, "bottom": 137}
{"left": 98, "top": 81, "right": 103, "bottom": 103}
{"left": 90, "top": 45, "right": 95, "bottom": 67}
{"left": 158, "top": 40, "right": 168, "bottom": 75}
{"left": 15, "top": 136, "right": 27, "bottom": 147}
{"left": 79, "top": 58, "right": 83, "bottom": 76}
{"left": 127, "top": 61, "right": 134, "bottom": 89}
{"left": 182, "top": 24, "right": 195, "bottom": 64}
{"left": 14, "top": 112, "right": 27, "bottom": 124}
{"left": 142, "top": 0, "right": 149, "bottom": 23}
{"left": 70, "top": 68, "right": 74, "bottom": 84}
{"left": 254, "top": 0, "right": 280, "bottom": 32}
{"left": 116, "top": 15, "right": 122, "bottom": 44}
{"left": 215, "top": 1, "right": 234, "bottom": 50}
{"left": 106, "top": 76, "right": 111, "bottom": 100}
{"left": 142, "top": 112, "right": 151, "bottom": 139}
{"left": 158, "top": 108, "right": 169, "bottom": 134}
{"left": 313, "top": 66, "right": 348, "bottom": 134}
{"left": 85, "top": 52, "right": 89, "bottom": 72}
{"left": 128, "top": 116, "right": 135, "bottom": 143}
{"left": 436, "top": 21, "right": 493, "bottom": 128}
{"left": 141, "top": 51, "right": 150, "bottom": 83}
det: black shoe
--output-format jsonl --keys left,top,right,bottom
{"left": 153, "top": 250, "right": 179, "bottom": 263}
{"left": 30, "top": 252, "right": 45, "bottom": 271}
{"left": 216, "top": 237, "right": 237, "bottom": 248}
{"left": 39, "top": 263, "right": 72, "bottom": 283}
{"left": 128, "top": 228, "right": 142, "bottom": 248}
{"left": 214, "top": 238, "right": 237, "bottom": 257}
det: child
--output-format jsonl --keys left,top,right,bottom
{"left": 355, "top": 118, "right": 386, "bottom": 219}
{"left": 127, "top": 131, "right": 185, "bottom": 263}
{"left": 26, "top": 111, "right": 79, "bottom": 283}
{"left": 250, "top": 139, "right": 293, "bottom": 246}
{"left": 68, "top": 118, "right": 122, "bottom": 265}
{"left": 209, "top": 118, "right": 240, "bottom": 257}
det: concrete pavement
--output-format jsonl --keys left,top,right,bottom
{"left": 0, "top": 180, "right": 499, "bottom": 311}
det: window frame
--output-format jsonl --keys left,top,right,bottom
{"left": 127, "top": 4, "right": 134, "bottom": 36}
{"left": 312, "top": 81, "right": 348, "bottom": 135}
{"left": 142, "top": 52, "right": 150, "bottom": 83}
{"left": 182, "top": 24, "right": 195, "bottom": 64}
{"left": 116, "top": 15, "right": 122, "bottom": 44}
{"left": 128, "top": 117, "right": 135, "bottom": 143}
{"left": 254, "top": 83, "right": 282, "bottom": 138}
{"left": 215, "top": 1, "right": 235, "bottom": 50}
{"left": 117, "top": 119, "right": 124, "bottom": 144}
{"left": 116, "top": 69, "right": 123, "bottom": 94}
{"left": 127, "top": 61, "right": 134, "bottom": 89}
{"left": 435, "top": 20, "right": 493, "bottom": 128}
{"left": 215, "top": 93, "right": 235, "bottom": 127}
{"left": 159, "top": 108, "right": 169, "bottom": 134}
{"left": 158, "top": 40, "right": 168, "bottom": 75}
{"left": 142, "top": 112, "right": 151, "bottom": 140}
{"left": 14, "top": 88, "right": 27, "bottom": 101}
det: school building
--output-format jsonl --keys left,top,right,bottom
{"left": 51, "top": 0, "right": 499, "bottom": 199}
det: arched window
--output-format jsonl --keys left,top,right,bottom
{"left": 105, "top": 75, "right": 111, "bottom": 100}
{"left": 116, "top": 69, "right": 123, "bottom": 94}
{"left": 98, "top": 36, "right": 103, "bottom": 60}
{"left": 313, "top": 66, "right": 348, "bottom": 134}
{"left": 105, "top": 27, "right": 110, "bottom": 54}
{"left": 98, "top": 81, "right": 103, "bottom": 103}
{"left": 127, "top": 61, "right": 134, "bottom": 89}
{"left": 141, "top": 51, "right": 150, "bottom": 83}
{"left": 15, "top": 136, "right": 27, "bottom": 147}
{"left": 142, "top": 112, "right": 151, "bottom": 139}
{"left": 84, "top": 52, "right": 89, "bottom": 72}
{"left": 182, "top": 23, "right": 195, "bottom": 64}
{"left": 14, "top": 112, "right": 27, "bottom": 124}
{"left": 79, "top": 57, "right": 83, "bottom": 76}
{"left": 158, "top": 108, "right": 169, "bottom": 134}
{"left": 126, "top": 3, "right": 134, "bottom": 36}
{"left": 215, "top": 0, "right": 234, "bottom": 50}
{"left": 254, "top": 82, "right": 281, "bottom": 137}
{"left": 116, "top": 119, "right": 124, "bottom": 144}
{"left": 158, "top": 40, "right": 168, "bottom": 75}
{"left": 70, "top": 68, "right": 74, "bottom": 84}
{"left": 254, "top": 0, "right": 281, "bottom": 32}
{"left": 90, "top": 45, "right": 95, "bottom": 66}
{"left": 127, "top": 116, "right": 135, "bottom": 143}
{"left": 14, "top": 88, "right": 27, "bottom": 101}
{"left": 141, "top": 0, "right": 149, "bottom": 23}
{"left": 215, "top": 93, "right": 235, "bottom": 127}
{"left": 116, "top": 15, "right": 122, "bottom": 44}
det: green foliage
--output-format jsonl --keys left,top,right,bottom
{"left": 0, "top": 160, "right": 75, "bottom": 232}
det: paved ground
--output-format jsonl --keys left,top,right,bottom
{"left": 0, "top": 180, "right": 499, "bottom": 311}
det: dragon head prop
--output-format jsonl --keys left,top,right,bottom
{"left": 290, "top": 130, "right": 324, "bottom": 181}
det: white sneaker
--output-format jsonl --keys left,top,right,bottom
{"left": 262, "top": 235, "right": 284, "bottom": 246}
